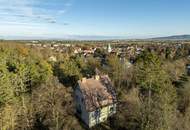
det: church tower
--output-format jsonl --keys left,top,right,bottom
{"left": 108, "top": 44, "right": 112, "bottom": 53}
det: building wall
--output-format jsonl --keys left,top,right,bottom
{"left": 74, "top": 86, "right": 89, "bottom": 125}
{"left": 187, "top": 66, "right": 190, "bottom": 76}
{"left": 89, "top": 103, "right": 117, "bottom": 127}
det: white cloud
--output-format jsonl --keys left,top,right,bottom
{"left": 58, "top": 10, "right": 67, "bottom": 15}
{"left": 0, "top": 0, "right": 72, "bottom": 24}
{"left": 0, "top": 0, "right": 73, "bottom": 38}
{"left": 65, "top": 2, "right": 72, "bottom": 7}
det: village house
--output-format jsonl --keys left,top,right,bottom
{"left": 48, "top": 56, "right": 57, "bottom": 62}
{"left": 74, "top": 75, "right": 117, "bottom": 128}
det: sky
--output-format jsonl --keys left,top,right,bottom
{"left": 0, "top": 0, "right": 190, "bottom": 39}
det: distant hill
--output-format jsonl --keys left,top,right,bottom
{"left": 0, "top": 35, "right": 129, "bottom": 40}
{"left": 151, "top": 35, "right": 190, "bottom": 40}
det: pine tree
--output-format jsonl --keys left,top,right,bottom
{"left": 135, "top": 50, "right": 177, "bottom": 130}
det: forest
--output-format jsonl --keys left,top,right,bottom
{"left": 0, "top": 41, "right": 190, "bottom": 130}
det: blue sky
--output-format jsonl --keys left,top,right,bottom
{"left": 0, "top": 0, "right": 189, "bottom": 39}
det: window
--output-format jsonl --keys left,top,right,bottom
{"left": 91, "top": 109, "right": 100, "bottom": 119}
{"left": 75, "top": 95, "right": 79, "bottom": 100}
{"left": 81, "top": 98, "right": 84, "bottom": 103}
{"left": 110, "top": 107, "right": 114, "bottom": 113}
{"left": 102, "top": 117, "right": 106, "bottom": 121}
{"left": 91, "top": 112, "right": 95, "bottom": 118}
{"left": 95, "top": 109, "right": 101, "bottom": 117}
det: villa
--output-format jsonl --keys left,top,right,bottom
{"left": 74, "top": 75, "right": 117, "bottom": 127}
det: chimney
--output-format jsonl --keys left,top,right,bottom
{"left": 95, "top": 75, "right": 100, "bottom": 80}
{"left": 82, "top": 77, "right": 87, "bottom": 83}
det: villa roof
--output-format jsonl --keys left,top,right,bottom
{"left": 77, "top": 75, "right": 117, "bottom": 112}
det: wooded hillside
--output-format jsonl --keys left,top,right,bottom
{"left": 0, "top": 41, "right": 190, "bottom": 130}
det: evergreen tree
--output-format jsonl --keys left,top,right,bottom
{"left": 135, "top": 50, "right": 177, "bottom": 130}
